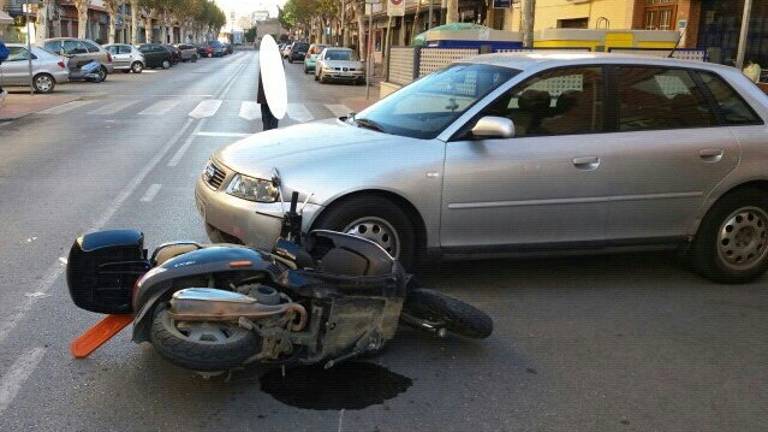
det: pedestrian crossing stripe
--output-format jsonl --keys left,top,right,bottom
{"left": 287, "top": 103, "right": 313, "bottom": 123}
{"left": 189, "top": 99, "right": 223, "bottom": 119}
{"left": 325, "top": 104, "right": 353, "bottom": 117}
{"left": 138, "top": 99, "right": 181, "bottom": 115}
{"left": 37, "top": 100, "right": 95, "bottom": 115}
{"left": 90, "top": 100, "right": 141, "bottom": 115}
{"left": 239, "top": 101, "right": 261, "bottom": 121}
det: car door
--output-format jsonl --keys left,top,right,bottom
{"left": 0, "top": 47, "right": 33, "bottom": 86}
{"left": 138, "top": 45, "right": 158, "bottom": 67}
{"left": 441, "top": 66, "right": 617, "bottom": 250}
{"left": 106, "top": 46, "right": 125, "bottom": 68}
{"left": 603, "top": 65, "right": 739, "bottom": 241}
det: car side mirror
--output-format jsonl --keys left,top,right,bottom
{"left": 471, "top": 116, "right": 515, "bottom": 139}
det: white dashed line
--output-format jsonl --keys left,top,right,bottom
{"left": 239, "top": 101, "right": 261, "bottom": 120}
{"left": 0, "top": 347, "right": 46, "bottom": 415}
{"left": 189, "top": 99, "right": 223, "bottom": 119}
{"left": 196, "top": 131, "right": 251, "bottom": 138}
{"left": 287, "top": 103, "right": 314, "bottom": 122}
{"left": 38, "top": 100, "right": 95, "bottom": 115}
{"left": 140, "top": 184, "right": 162, "bottom": 202}
{"left": 139, "top": 99, "right": 181, "bottom": 115}
{"left": 325, "top": 104, "right": 353, "bottom": 117}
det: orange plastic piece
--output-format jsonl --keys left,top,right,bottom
{"left": 70, "top": 314, "right": 134, "bottom": 359}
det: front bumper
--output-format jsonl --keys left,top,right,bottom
{"left": 195, "top": 174, "right": 323, "bottom": 249}
{"left": 324, "top": 71, "right": 364, "bottom": 80}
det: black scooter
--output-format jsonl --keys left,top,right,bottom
{"left": 66, "top": 192, "right": 492, "bottom": 371}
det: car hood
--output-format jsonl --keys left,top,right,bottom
{"left": 324, "top": 60, "right": 363, "bottom": 69}
{"left": 214, "top": 119, "right": 393, "bottom": 180}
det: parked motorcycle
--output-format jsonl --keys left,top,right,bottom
{"left": 66, "top": 193, "right": 492, "bottom": 372}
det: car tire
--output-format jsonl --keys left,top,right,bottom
{"left": 162, "top": 60, "right": 171, "bottom": 69}
{"left": 149, "top": 304, "right": 261, "bottom": 371}
{"left": 314, "top": 195, "right": 417, "bottom": 270}
{"left": 691, "top": 188, "right": 768, "bottom": 284}
{"left": 131, "top": 61, "right": 144, "bottom": 73}
{"left": 204, "top": 223, "right": 229, "bottom": 244}
{"left": 32, "top": 73, "right": 55, "bottom": 94}
{"left": 97, "top": 66, "right": 108, "bottom": 83}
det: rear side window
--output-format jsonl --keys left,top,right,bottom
{"left": 45, "top": 40, "right": 63, "bottom": 52}
{"left": 83, "top": 41, "right": 100, "bottom": 53}
{"left": 698, "top": 72, "right": 763, "bottom": 125}
{"left": 616, "top": 67, "right": 717, "bottom": 131}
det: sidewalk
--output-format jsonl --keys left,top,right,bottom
{"left": 0, "top": 91, "right": 82, "bottom": 121}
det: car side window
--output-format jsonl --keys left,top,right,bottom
{"left": 83, "top": 41, "right": 100, "bottom": 53}
{"left": 63, "top": 40, "right": 86, "bottom": 55}
{"left": 106, "top": 46, "right": 118, "bottom": 54}
{"left": 45, "top": 41, "right": 63, "bottom": 53}
{"left": 616, "top": 67, "right": 717, "bottom": 131}
{"left": 481, "top": 67, "right": 604, "bottom": 137}
{"left": 119, "top": 45, "right": 132, "bottom": 54}
{"left": 7, "top": 47, "right": 34, "bottom": 61}
{"left": 698, "top": 72, "right": 762, "bottom": 125}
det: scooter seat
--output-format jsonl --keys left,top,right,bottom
{"left": 153, "top": 242, "right": 204, "bottom": 265}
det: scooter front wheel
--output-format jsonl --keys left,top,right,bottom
{"left": 149, "top": 304, "right": 261, "bottom": 371}
{"left": 402, "top": 289, "right": 493, "bottom": 339}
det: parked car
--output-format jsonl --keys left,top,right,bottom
{"left": 163, "top": 44, "right": 182, "bottom": 64}
{"left": 42, "top": 37, "right": 113, "bottom": 81}
{"left": 103, "top": 43, "right": 145, "bottom": 73}
{"left": 196, "top": 52, "right": 768, "bottom": 283}
{"left": 196, "top": 43, "right": 212, "bottom": 58}
{"left": 137, "top": 44, "right": 173, "bottom": 69}
{"left": 314, "top": 47, "right": 364, "bottom": 84}
{"left": 281, "top": 42, "right": 293, "bottom": 58}
{"left": 175, "top": 43, "right": 199, "bottom": 62}
{"left": 202, "top": 40, "right": 226, "bottom": 57}
{"left": 303, "top": 43, "right": 327, "bottom": 74}
{"left": 0, "top": 44, "right": 69, "bottom": 93}
{"left": 287, "top": 41, "right": 309, "bottom": 64}
{"left": 223, "top": 43, "right": 234, "bottom": 55}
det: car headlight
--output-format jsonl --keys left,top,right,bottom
{"left": 225, "top": 174, "right": 280, "bottom": 203}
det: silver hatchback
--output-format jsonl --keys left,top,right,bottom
{"left": 196, "top": 53, "right": 768, "bottom": 283}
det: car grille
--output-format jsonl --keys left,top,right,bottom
{"left": 204, "top": 161, "right": 227, "bottom": 189}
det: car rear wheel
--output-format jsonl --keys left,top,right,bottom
{"left": 162, "top": 60, "right": 171, "bottom": 69}
{"left": 131, "top": 61, "right": 144, "bottom": 73}
{"left": 691, "top": 188, "right": 768, "bottom": 283}
{"left": 32, "top": 73, "right": 55, "bottom": 94}
{"left": 315, "top": 195, "right": 417, "bottom": 270}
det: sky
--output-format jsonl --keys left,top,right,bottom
{"left": 214, "top": 0, "right": 285, "bottom": 23}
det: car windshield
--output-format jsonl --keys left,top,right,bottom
{"left": 326, "top": 50, "right": 356, "bottom": 61}
{"left": 353, "top": 63, "right": 519, "bottom": 139}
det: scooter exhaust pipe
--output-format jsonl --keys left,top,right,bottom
{"left": 168, "top": 288, "right": 307, "bottom": 331}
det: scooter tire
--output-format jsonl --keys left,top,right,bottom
{"left": 403, "top": 289, "right": 493, "bottom": 339}
{"left": 149, "top": 304, "right": 261, "bottom": 371}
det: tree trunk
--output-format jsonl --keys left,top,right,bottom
{"left": 521, "top": 0, "right": 534, "bottom": 48}
{"left": 411, "top": 0, "right": 421, "bottom": 44}
{"left": 75, "top": 0, "right": 91, "bottom": 39}
{"left": 143, "top": 14, "right": 153, "bottom": 43}
{"left": 355, "top": 1, "right": 366, "bottom": 60}
{"left": 131, "top": 0, "right": 139, "bottom": 44}
{"left": 445, "top": 0, "right": 458, "bottom": 24}
{"left": 36, "top": 0, "right": 51, "bottom": 41}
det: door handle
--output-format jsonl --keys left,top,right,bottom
{"left": 572, "top": 156, "right": 600, "bottom": 170}
{"left": 699, "top": 148, "right": 724, "bottom": 163}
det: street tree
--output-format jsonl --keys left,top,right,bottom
{"left": 74, "top": 0, "right": 91, "bottom": 39}
{"left": 130, "top": 0, "right": 140, "bottom": 44}
{"left": 103, "top": 0, "right": 123, "bottom": 44}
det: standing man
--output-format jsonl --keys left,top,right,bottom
{"left": 257, "top": 35, "right": 287, "bottom": 131}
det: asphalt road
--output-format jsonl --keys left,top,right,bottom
{"left": 0, "top": 50, "right": 766, "bottom": 432}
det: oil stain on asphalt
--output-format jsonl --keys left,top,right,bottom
{"left": 260, "top": 362, "right": 412, "bottom": 410}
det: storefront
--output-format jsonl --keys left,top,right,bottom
{"left": 697, "top": 0, "right": 768, "bottom": 67}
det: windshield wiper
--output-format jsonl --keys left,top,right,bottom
{"left": 354, "top": 117, "right": 386, "bottom": 133}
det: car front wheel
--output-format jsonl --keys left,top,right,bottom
{"left": 131, "top": 61, "right": 144, "bottom": 73}
{"left": 691, "top": 188, "right": 768, "bottom": 283}
{"left": 162, "top": 60, "right": 171, "bottom": 69}
{"left": 314, "top": 195, "right": 417, "bottom": 270}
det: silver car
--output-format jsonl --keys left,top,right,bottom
{"left": 196, "top": 52, "right": 768, "bottom": 283}
{"left": 0, "top": 44, "right": 69, "bottom": 93}
{"left": 42, "top": 37, "right": 114, "bottom": 80}
{"left": 103, "top": 43, "right": 145, "bottom": 73}
{"left": 315, "top": 47, "right": 365, "bottom": 84}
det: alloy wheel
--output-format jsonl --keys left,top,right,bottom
{"left": 717, "top": 206, "right": 768, "bottom": 271}
{"left": 35, "top": 75, "right": 53, "bottom": 93}
{"left": 343, "top": 216, "right": 401, "bottom": 258}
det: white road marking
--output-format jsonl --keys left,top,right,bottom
{"left": 142, "top": 69, "right": 158, "bottom": 74}
{"left": 90, "top": 100, "right": 141, "bottom": 115}
{"left": 325, "top": 104, "right": 353, "bottom": 118}
{"left": 337, "top": 409, "right": 345, "bottom": 432}
{"left": 196, "top": 131, "right": 252, "bottom": 138}
{"left": 138, "top": 99, "right": 181, "bottom": 115}
{"left": 58, "top": 257, "right": 68, "bottom": 265}
{"left": 167, "top": 121, "right": 204, "bottom": 167}
{"left": 189, "top": 99, "right": 223, "bottom": 119}
{"left": 0, "top": 347, "right": 46, "bottom": 415}
{"left": 37, "top": 100, "right": 95, "bottom": 115}
{"left": 239, "top": 101, "right": 261, "bottom": 120}
{"left": 140, "top": 183, "right": 162, "bottom": 202}
{"left": 0, "top": 118, "right": 195, "bottom": 348}
{"left": 287, "top": 103, "right": 314, "bottom": 122}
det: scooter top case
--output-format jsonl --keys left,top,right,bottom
{"left": 67, "top": 229, "right": 151, "bottom": 315}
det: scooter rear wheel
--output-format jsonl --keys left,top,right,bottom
{"left": 403, "top": 289, "right": 493, "bottom": 339}
{"left": 149, "top": 304, "right": 261, "bottom": 371}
